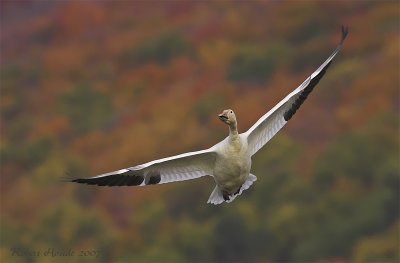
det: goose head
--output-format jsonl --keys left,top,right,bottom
{"left": 218, "top": 109, "right": 237, "bottom": 126}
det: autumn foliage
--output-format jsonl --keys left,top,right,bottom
{"left": 1, "top": 1, "right": 399, "bottom": 262}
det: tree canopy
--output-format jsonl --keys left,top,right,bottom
{"left": 1, "top": 1, "right": 399, "bottom": 262}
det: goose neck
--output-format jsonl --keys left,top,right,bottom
{"left": 229, "top": 123, "right": 239, "bottom": 140}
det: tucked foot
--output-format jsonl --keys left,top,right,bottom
{"left": 222, "top": 191, "right": 230, "bottom": 201}
{"left": 222, "top": 185, "right": 243, "bottom": 201}
{"left": 233, "top": 186, "right": 242, "bottom": 195}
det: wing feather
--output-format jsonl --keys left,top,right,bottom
{"left": 245, "top": 26, "right": 348, "bottom": 156}
{"left": 70, "top": 148, "right": 217, "bottom": 187}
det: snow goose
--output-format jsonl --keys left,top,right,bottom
{"left": 70, "top": 26, "right": 348, "bottom": 205}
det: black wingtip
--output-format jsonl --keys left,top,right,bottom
{"left": 59, "top": 172, "right": 77, "bottom": 183}
{"left": 340, "top": 25, "right": 349, "bottom": 43}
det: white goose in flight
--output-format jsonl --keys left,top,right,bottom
{"left": 70, "top": 27, "right": 348, "bottom": 205}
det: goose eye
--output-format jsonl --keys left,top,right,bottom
{"left": 230, "top": 111, "right": 233, "bottom": 114}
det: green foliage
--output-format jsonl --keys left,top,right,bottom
{"left": 292, "top": 120, "right": 399, "bottom": 261}
{"left": 1, "top": 63, "right": 42, "bottom": 91}
{"left": 352, "top": 222, "right": 399, "bottom": 262}
{"left": 226, "top": 39, "right": 292, "bottom": 84}
{"left": 120, "top": 31, "right": 194, "bottom": 67}
{"left": 214, "top": 211, "right": 254, "bottom": 262}
{"left": 315, "top": 133, "right": 382, "bottom": 188}
{"left": 175, "top": 218, "right": 214, "bottom": 261}
{"left": 1, "top": 202, "right": 116, "bottom": 262}
{"left": 191, "top": 89, "right": 229, "bottom": 123}
{"left": 59, "top": 84, "right": 113, "bottom": 134}
{"left": 1, "top": 136, "right": 54, "bottom": 170}
{"left": 227, "top": 45, "right": 276, "bottom": 84}
{"left": 30, "top": 24, "right": 57, "bottom": 45}
{"left": 1, "top": 1, "right": 398, "bottom": 263}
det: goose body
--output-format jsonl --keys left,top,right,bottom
{"left": 70, "top": 27, "right": 348, "bottom": 205}
{"left": 212, "top": 133, "right": 251, "bottom": 202}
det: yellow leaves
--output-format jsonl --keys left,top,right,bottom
{"left": 268, "top": 203, "right": 300, "bottom": 231}
{"left": 1, "top": 2, "right": 399, "bottom": 262}
{"left": 235, "top": 202, "right": 259, "bottom": 231}
{"left": 174, "top": 217, "right": 214, "bottom": 260}
{"left": 199, "top": 39, "right": 234, "bottom": 69}
{"left": 352, "top": 222, "right": 399, "bottom": 262}
{"left": 382, "top": 35, "right": 399, "bottom": 60}
{"left": 0, "top": 247, "right": 14, "bottom": 263}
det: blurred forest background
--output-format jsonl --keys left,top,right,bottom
{"left": 1, "top": 1, "right": 399, "bottom": 262}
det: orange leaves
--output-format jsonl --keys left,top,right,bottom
{"left": 52, "top": 2, "right": 106, "bottom": 38}
{"left": 1, "top": 2, "right": 399, "bottom": 262}
{"left": 44, "top": 45, "right": 85, "bottom": 74}
{"left": 31, "top": 116, "right": 70, "bottom": 139}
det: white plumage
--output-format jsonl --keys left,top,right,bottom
{"left": 70, "top": 27, "right": 348, "bottom": 205}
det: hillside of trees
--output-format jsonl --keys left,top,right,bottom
{"left": 1, "top": 1, "right": 399, "bottom": 262}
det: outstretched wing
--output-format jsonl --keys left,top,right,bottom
{"left": 245, "top": 26, "right": 348, "bottom": 156}
{"left": 70, "top": 148, "right": 217, "bottom": 187}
